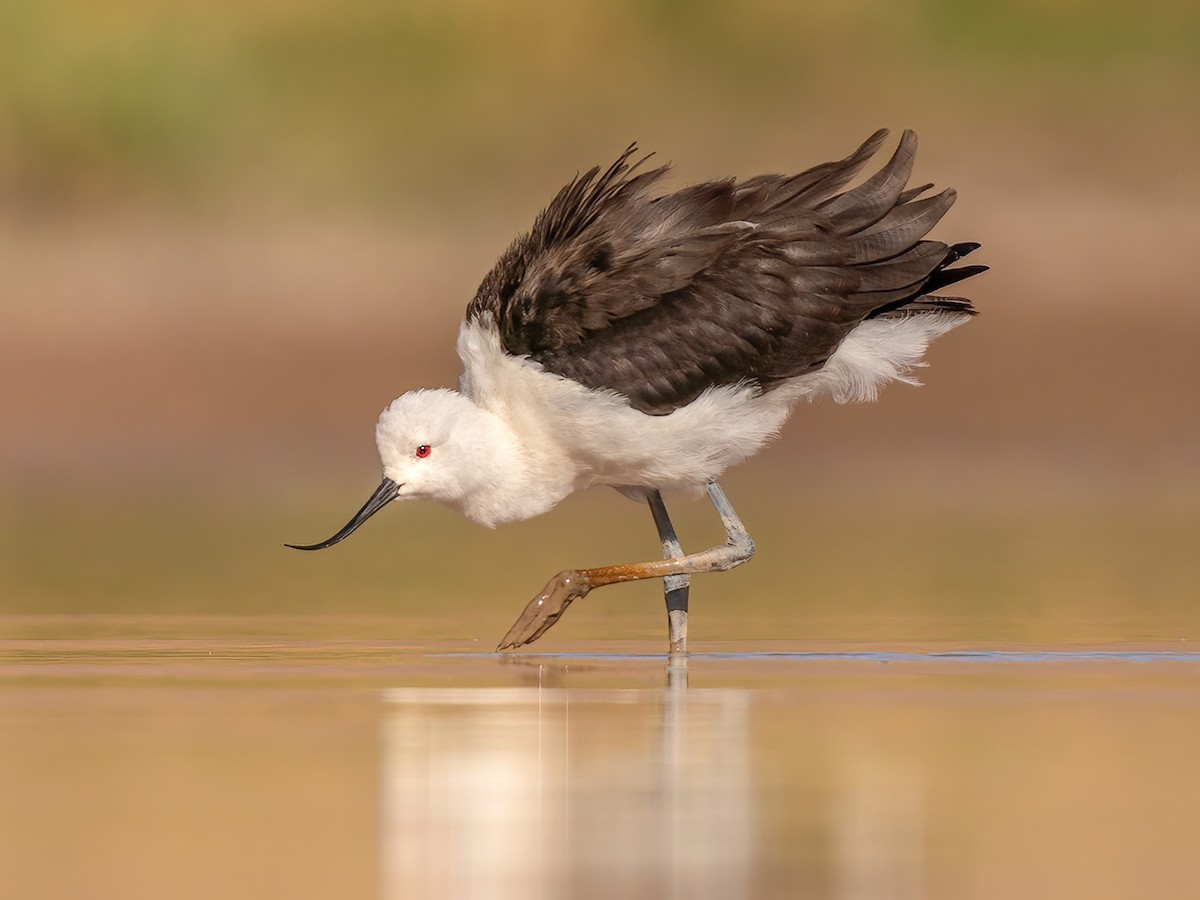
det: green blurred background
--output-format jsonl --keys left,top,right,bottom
{"left": 1, "top": 0, "right": 1197, "bottom": 641}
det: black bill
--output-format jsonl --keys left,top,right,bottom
{"left": 285, "top": 477, "right": 400, "bottom": 551}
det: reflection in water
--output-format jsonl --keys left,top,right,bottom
{"left": 381, "top": 675, "right": 752, "bottom": 900}
{"left": 6, "top": 634, "right": 1200, "bottom": 899}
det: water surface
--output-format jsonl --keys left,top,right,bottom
{"left": 2, "top": 618, "right": 1199, "bottom": 899}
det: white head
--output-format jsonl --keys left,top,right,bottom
{"left": 374, "top": 388, "right": 506, "bottom": 506}
{"left": 286, "top": 388, "right": 536, "bottom": 549}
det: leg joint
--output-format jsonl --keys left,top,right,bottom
{"left": 733, "top": 532, "right": 756, "bottom": 560}
{"left": 711, "top": 532, "right": 754, "bottom": 571}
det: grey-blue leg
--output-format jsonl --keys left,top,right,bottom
{"left": 703, "top": 482, "right": 755, "bottom": 566}
{"left": 497, "top": 480, "right": 755, "bottom": 651}
{"left": 648, "top": 489, "right": 690, "bottom": 655}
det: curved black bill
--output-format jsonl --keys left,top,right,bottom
{"left": 285, "top": 477, "right": 400, "bottom": 551}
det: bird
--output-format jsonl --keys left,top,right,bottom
{"left": 286, "top": 129, "right": 986, "bottom": 653}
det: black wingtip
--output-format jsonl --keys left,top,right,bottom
{"left": 937, "top": 263, "right": 989, "bottom": 288}
{"left": 946, "top": 241, "right": 982, "bottom": 263}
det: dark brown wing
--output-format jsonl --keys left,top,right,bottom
{"left": 466, "top": 130, "right": 986, "bottom": 415}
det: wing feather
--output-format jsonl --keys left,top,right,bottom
{"left": 466, "top": 130, "right": 985, "bottom": 415}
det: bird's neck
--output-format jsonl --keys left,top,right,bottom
{"left": 453, "top": 321, "right": 581, "bottom": 526}
{"left": 452, "top": 399, "right": 575, "bottom": 528}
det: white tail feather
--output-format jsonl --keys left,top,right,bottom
{"left": 790, "top": 312, "right": 971, "bottom": 404}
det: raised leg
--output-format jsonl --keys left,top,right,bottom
{"left": 497, "top": 482, "right": 755, "bottom": 651}
{"left": 647, "top": 490, "right": 689, "bottom": 656}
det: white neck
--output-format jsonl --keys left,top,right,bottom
{"left": 451, "top": 400, "right": 574, "bottom": 527}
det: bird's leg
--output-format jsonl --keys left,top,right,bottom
{"left": 497, "top": 482, "right": 754, "bottom": 651}
{"left": 647, "top": 489, "right": 690, "bottom": 656}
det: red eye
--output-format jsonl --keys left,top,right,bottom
{"left": 415, "top": 445, "right": 431, "bottom": 459}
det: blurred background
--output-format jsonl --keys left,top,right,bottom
{"left": 1, "top": 0, "right": 1197, "bottom": 640}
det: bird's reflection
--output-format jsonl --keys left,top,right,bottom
{"left": 380, "top": 664, "right": 751, "bottom": 900}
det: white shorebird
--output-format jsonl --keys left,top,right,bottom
{"left": 287, "top": 129, "right": 986, "bottom": 653}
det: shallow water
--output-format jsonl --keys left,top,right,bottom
{"left": 2, "top": 618, "right": 1199, "bottom": 899}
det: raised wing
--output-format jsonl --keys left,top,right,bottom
{"left": 466, "top": 130, "right": 985, "bottom": 415}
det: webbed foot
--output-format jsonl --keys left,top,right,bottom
{"left": 496, "top": 570, "right": 590, "bottom": 651}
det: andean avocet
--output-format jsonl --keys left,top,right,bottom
{"left": 287, "top": 129, "right": 987, "bottom": 653}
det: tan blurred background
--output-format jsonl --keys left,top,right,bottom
{"left": 1, "top": 0, "right": 1197, "bottom": 633}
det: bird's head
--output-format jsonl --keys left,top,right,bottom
{"left": 286, "top": 388, "right": 501, "bottom": 550}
